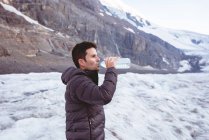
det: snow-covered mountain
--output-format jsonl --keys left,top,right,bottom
{"left": 99, "top": 0, "right": 209, "bottom": 72}
{"left": 0, "top": 72, "right": 209, "bottom": 140}
{"left": 1, "top": 0, "right": 202, "bottom": 73}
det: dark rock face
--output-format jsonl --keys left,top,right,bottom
{"left": 0, "top": 0, "right": 196, "bottom": 74}
{"left": 0, "top": 2, "right": 75, "bottom": 74}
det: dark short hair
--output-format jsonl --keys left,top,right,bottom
{"left": 72, "top": 41, "right": 97, "bottom": 68}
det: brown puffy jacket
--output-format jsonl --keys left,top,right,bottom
{"left": 61, "top": 67, "right": 117, "bottom": 140}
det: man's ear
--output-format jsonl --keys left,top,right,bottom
{"left": 78, "top": 59, "right": 86, "bottom": 68}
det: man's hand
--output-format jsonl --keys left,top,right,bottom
{"left": 105, "top": 57, "right": 118, "bottom": 68}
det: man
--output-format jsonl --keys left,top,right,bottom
{"left": 61, "top": 41, "right": 118, "bottom": 140}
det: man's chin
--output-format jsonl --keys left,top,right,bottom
{"left": 96, "top": 65, "right": 100, "bottom": 71}
{"left": 86, "top": 67, "right": 99, "bottom": 71}
{"left": 96, "top": 67, "right": 99, "bottom": 71}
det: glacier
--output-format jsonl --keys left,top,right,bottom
{"left": 0, "top": 72, "right": 209, "bottom": 140}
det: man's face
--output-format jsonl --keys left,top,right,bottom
{"left": 80, "top": 47, "right": 100, "bottom": 70}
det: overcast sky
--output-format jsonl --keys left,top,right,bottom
{"left": 120, "top": 0, "right": 209, "bottom": 35}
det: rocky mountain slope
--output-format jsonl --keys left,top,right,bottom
{"left": 0, "top": 0, "right": 199, "bottom": 74}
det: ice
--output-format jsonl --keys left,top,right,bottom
{"left": 0, "top": 72, "right": 209, "bottom": 140}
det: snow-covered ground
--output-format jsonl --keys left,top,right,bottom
{"left": 0, "top": 72, "right": 209, "bottom": 140}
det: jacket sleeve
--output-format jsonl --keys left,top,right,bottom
{"left": 71, "top": 67, "right": 117, "bottom": 105}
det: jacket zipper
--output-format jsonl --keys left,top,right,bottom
{"left": 89, "top": 119, "right": 92, "bottom": 140}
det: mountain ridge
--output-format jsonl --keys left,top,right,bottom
{"left": 0, "top": 0, "right": 203, "bottom": 74}
{"left": 99, "top": 0, "right": 209, "bottom": 72}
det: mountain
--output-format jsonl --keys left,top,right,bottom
{"left": 0, "top": 1, "right": 75, "bottom": 74}
{"left": 99, "top": 0, "right": 209, "bottom": 72}
{"left": 0, "top": 0, "right": 204, "bottom": 74}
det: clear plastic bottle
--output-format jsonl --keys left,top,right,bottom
{"left": 100, "top": 58, "right": 131, "bottom": 69}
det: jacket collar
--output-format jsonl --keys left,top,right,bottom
{"left": 84, "top": 70, "right": 98, "bottom": 85}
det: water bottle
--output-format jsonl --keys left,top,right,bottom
{"left": 100, "top": 58, "right": 131, "bottom": 69}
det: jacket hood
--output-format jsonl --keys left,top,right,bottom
{"left": 61, "top": 67, "right": 84, "bottom": 85}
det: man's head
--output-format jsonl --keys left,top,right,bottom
{"left": 72, "top": 41, "right": 100, "bottom": 70}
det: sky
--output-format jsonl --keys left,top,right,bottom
{"left": 120, "top": 0, "right": 209, "bottom": 35}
